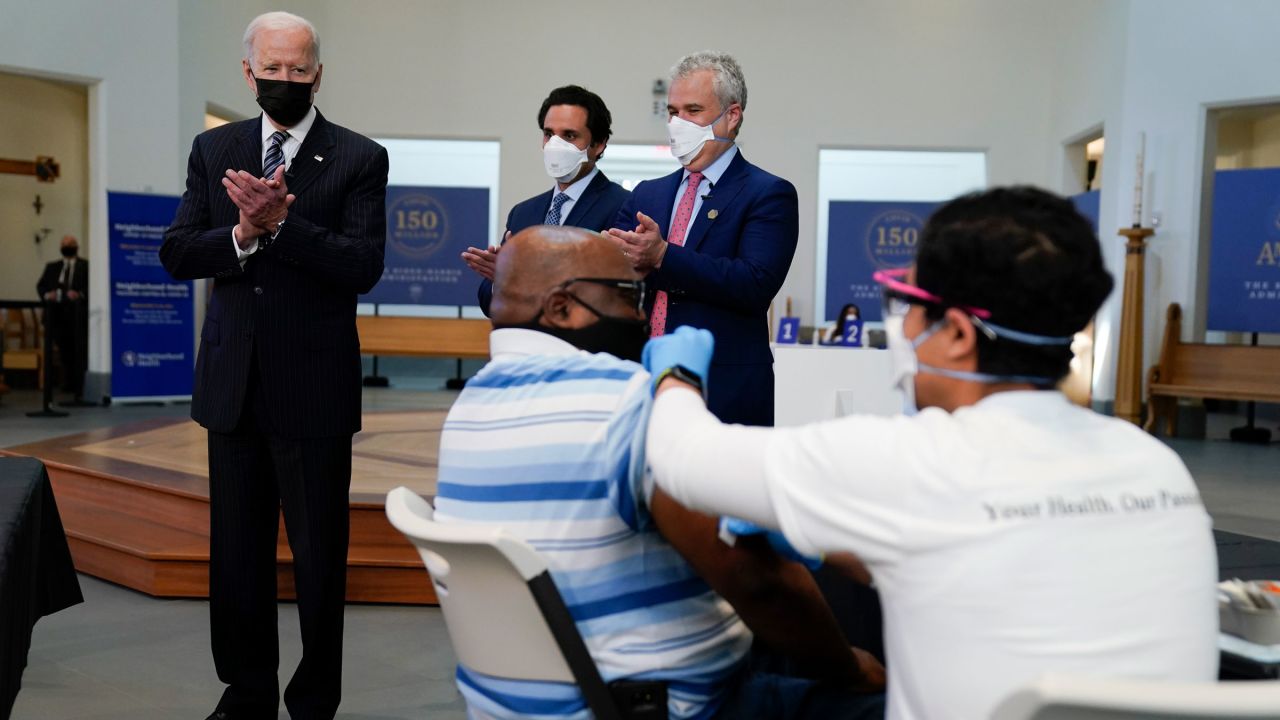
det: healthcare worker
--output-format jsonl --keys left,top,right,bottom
{"left": 642, "top": 186, "right": 1218, "bottom": 720}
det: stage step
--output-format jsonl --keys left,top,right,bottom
{"left": 15, "top": 453, "right": 435, "bottom": 604}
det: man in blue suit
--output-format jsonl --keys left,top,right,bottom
{"left": 608, "top": 52, "right": 798, "bottom": 427}
{"left": 463, "top": 85, "right": 629, "bottom": 316}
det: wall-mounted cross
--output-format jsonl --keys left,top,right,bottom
{"left": 33, "top": 195, "right": 44, "bottom": 214}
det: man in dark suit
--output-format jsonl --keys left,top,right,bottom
{"left": 159, "top": 11, "right": 386, "bottom": 720}
{"left": 462, "top": 85, "right": 629, "bottom": 316}
{"left": 608, "top": 52, "right": 798, "bottom": 427}
{"left": 36, "top": 234, "right": 89, "bottom": 401}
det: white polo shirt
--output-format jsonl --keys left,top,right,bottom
{"left": 648, "top": 390, "right": 1218, "bottom": 720}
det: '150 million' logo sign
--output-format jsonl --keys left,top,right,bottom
{"left": 388, "top": 193, "right": 449, "bottom": 259}
{"left": 865, "top": 209, "right": 923, "bottom": 269}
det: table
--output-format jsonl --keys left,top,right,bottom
{"left": 773, "top": 344, "right": 903, "bottom": 427}
{"left": 1220, "top": 632, "right": 1280, "bottom": 680}
{"left": 0, "top": 457, "right": 82, "bottom": 720}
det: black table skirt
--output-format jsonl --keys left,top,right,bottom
{"left": 0, "top": 456, "right": 82, "bottom": 720}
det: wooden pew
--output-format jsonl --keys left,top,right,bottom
{"left": 1144, "top": 303, "right": 1280, "bottom": 436}
{"left": 1, "top": 305, "right": 45, "bottom": 391}
{"left": 356, "top": 315, "right": 491, "bottom": 359}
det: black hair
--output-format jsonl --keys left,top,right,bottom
{"left": 537, "top": 85, "right": 613, "bottom": 148}
{"left": 915, "top": 185, "right": 1114, "bottom": 384}
{"left": 838, "top": 303, "right": 861, "bottom": 322}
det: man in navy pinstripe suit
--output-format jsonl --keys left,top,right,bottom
{"left": 160, "top": 12, "right": 386, "bottom": 720}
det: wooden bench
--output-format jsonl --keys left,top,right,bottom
{"left": 356, "top": 315, "right": 491, "bottom": 359}
{"left": 1144, "top": 303, "right": 1280, "bottom": 436}
{"left": 1, "top": 306, "right": 44, "bottom": 391}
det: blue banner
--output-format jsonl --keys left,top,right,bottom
{"left": 1071, "top": 189, "right": 1100, "bottom": 232}
{"left": 1207, "top": 169, "right": 1280, "bottom": 333}
{"left": 825, "top": 201, "right": 939, "bottom": 322}
{"left": 363, "top": 185, "right": 490, "bottom": 305}
{"left": 108, "top": 191, "right": 191, "bottom": 399}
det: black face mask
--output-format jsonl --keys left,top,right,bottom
{"left": 499, "top": 305, "right": 650, "bottom": 363}
{"left": 61, "top": 246, "right": 78, "bottom": 258}
{"left": 544, "top": 314, "right": 650, "bottom": 362}
{"left": 254, "top": 76, "right": 314, "bottom": 127}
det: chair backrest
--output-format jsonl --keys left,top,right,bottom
{"left": 385, "top": 486, "right": 623, "bottom": 720}
{"left": 992, "top": 674, "right": 1280, "bottom": 720}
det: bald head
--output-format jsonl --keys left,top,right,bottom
{"left": 60, "top": 235, "right": 78, "bottom": 257}
{"left": 491, "top": 225, "right": 637, "bottom": 325}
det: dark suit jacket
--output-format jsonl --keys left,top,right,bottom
{"left": 37, "top": 258, "right": 89, "bottom": 302}
{"left": 36, "top": 257, "right": 89, "bottom": 332}
{"left": 477, "top": 169, "right": 629, "bottom": 315}
{"left": 160, "top": 110, "right": 388, "bottom": 439}
{"left": 612, "top": 151, "right": 798, "bottom": 426}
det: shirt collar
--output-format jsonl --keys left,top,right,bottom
{"left": 489, "top": 328, "right": 583, "bottom": 359}
{"left": 260, "top": 105, "right": 317, "bottom": 146}
{"left": 972, "top": 390, "right": 1073, "bottom": 413}
{"left": 683, "top": 144, "right": 738, "bottom": 187}
{"left": 554, "top": 166, "right": 599, "bottom": 201}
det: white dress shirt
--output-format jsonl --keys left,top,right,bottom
{"left": 233, "top": 106, "right": 319, "bottom": 264}
{"left": 547, "top": 166, "right": 599, "bottom": 224}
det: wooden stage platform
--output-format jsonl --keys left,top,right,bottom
{"left": 1, "top": 411, "right": 445, "bottom": 604}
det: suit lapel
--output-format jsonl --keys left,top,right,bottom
{"left": 683, "top": 151, "right": 749, "bottom": 252}
{"left": 285, "top": 110, "right": 337, "bottom": 196}
{"left": 227, "top": 117, "right": 264, "bottom": 177}
{"left": 563, "top": 171, "right": 609, "bottom": 227}
{"left": 652, "top": 169, "right": 684, "bottom": 239}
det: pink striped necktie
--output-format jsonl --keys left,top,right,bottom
{"left": 650, "top": 171, "right": 704, "bottom": 337}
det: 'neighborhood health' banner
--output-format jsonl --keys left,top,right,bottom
{"left": 1071, "top": 189, "right": 1100, "bottom": 233}
{"left": 1207, "top": 168, "right": 1280, "bottom": 333}
{"left": 363, "top": 185, "right": 489, "bottom": 306}
{"left": 825, "top": 201, "right": 939, "bottom": 322}
{"left": 107, "top": 191, "right": 192, "bottom": 399}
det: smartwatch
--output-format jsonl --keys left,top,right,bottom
{"left": 655, "top": 364, "right": 706, "bottom": 399}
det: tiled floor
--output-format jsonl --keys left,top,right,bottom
{"left": 3, "top": 387, "right": 1278, "bottom": 718}
{"left": 11, "top": 575, "right": 466, "bottom": 719}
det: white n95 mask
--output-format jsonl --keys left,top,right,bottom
{"left": 667, "top": 111, "right": 733, "bottom": 166}
{"left": 883, "top": 314, "right": 923, "bottom": 415}
{"left": 543, "top": 135, "right": 588, "bottom": 183}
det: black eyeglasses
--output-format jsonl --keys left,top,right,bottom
{"left": 556, "top": 277, "right": 646, "bottom": 315}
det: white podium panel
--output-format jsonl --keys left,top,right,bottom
{"left": 773, "top": 345, "right": 903, "bottom": 427}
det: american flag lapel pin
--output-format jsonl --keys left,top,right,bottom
{"left": 314, "top": 155, "right": 324, "bottom": 162}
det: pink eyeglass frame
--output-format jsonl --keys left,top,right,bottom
{"left": 871, "top": 268, "right": 993, "bottom": 320}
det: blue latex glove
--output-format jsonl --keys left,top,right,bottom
{"left": 719, "top": 517, "right": 824, "bottom": 570}
{"left": 642, "top": 326, "right": 714, "bottom": 394}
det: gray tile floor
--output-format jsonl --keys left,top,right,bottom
{"left": 12, "top": 575, "right": 466, "bottom": 719}
{"left": 2, "top": 386, "right": 1278, "bottom": 718}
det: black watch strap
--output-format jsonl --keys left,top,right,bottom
{"left": 656, "top": 364, "right": 705, "bottom": 398}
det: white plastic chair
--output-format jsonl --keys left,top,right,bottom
{"left": 992, "top": 673, "right": 1280, "bottom": 719}
{"left": 384, "top": 486, "right": 626, "bottom": 720}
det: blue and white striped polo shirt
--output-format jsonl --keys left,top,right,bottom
{"left": 434, "top": 328, "right": 752, "bottom": 720}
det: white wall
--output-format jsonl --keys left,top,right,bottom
{"left": 0, "top": 0, "right": 181, "bottom": 378}
{"left": 1044, "top": 0, "right": 1131, "bottom": 401}
{"left": 12, "top": 0, "right": 1275, "bottom": 404}
{"left": 0, "top": 73, "right": 88, "bottom": 300}
{"left": 315, "top": 0, "right": 1081, "bottom": 322}
{"left": 1084, "top": 0, "right": 1280, "bottom": 400}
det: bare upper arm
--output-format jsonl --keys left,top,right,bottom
{"left": 649, "top": 486, "right": 782, "bottom": 601}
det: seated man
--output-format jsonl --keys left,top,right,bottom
{"left": 434, "top": 226, "right": 884, "bottom": 720}
{"left": 644, "top": 187, "right": 1218, "bottom": 720}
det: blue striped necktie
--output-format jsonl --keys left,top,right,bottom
{"left": 263, "top": 130, "right": 289, "bottom": 179}
{"left": 545, "top": 192, "right": 571, "bottom": 225}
